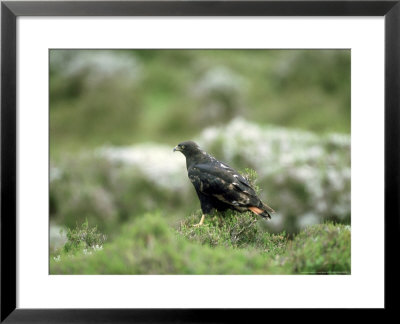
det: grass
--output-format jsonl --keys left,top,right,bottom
{"left": 50, "top": 211, "right": 350, "bottom": 275}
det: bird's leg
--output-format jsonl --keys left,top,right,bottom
{"left": 193, "top": 214, "right": 205, "bottom": 227}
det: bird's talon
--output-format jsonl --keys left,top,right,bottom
{"left": 193, "top": 214, "right": 205, "bottom": 227}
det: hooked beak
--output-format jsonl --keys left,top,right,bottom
{"left": 173, "top": 146, "right": 180, "bottom": 152}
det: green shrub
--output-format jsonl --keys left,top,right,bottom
{"left": 50, "top": 213, "right": 282, "bottom": 274}
{"left": 50, "top": 213, "right": 350, "bottom": 275}
{"left": 62, "top": 219, "right": 106, "bottom": 254}
{"left": 280, "top": 223, "right": 351, "bottom": 274}
{"left": 178, "top": 210, "right": 287, "bottom": 256}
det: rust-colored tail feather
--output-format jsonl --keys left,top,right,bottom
{"left": 248, "top": 205, "right": 273, "bottom": 219}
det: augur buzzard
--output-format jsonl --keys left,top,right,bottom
{"left": 173, "top": 141, "right": 274, "bottom": 226}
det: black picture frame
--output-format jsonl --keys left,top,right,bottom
{"left": 1, "top": 0, "right": 398, "bottom": 321}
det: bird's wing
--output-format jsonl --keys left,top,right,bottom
{"left": 188, "top": 163, "right": 257, "bottom": 207}
{"left": 217, "top": 162, "right": 254, "bottom": 188}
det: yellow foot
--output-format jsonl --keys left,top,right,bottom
{"left": 193, "top": 214, "right": 205, "bottom": 227}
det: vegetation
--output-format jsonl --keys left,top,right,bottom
{"left": 50, "top": 213, "right": 350, "bottom": 275}
{"left": 50, "top": 50, "right": 350, "bottom": 155}
{"left": 49, "top": 49, "right": 351, "bottom": 274}
{"left": 178, "top": 210, "right": 288, "bottom": 255}
{"left": 61, "top": 219, "right": 106, "bottom": 254}
{"left": 50, "top": 123, "right": 350, "bottom": 236}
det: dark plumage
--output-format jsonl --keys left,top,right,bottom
{"left": 173, "top": 141, "right": 274, "bottom": 226}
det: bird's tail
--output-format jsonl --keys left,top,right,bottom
{"left": 248, "top": 202, "right": 274, "bottom": 219}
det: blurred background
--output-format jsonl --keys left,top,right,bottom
{"left": 49, "top": 49, "right": 350, "bottom": 252}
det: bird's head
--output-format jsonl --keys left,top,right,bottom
{"left": 173, "top": 141, "right": 201, "bottom": 157}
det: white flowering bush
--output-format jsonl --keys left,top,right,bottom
{"left": 199, "top": 118, "right": 351, "bottom": 232}
{"left": 50, "top": 146, "right": 193, "bottom": 235}
{"left": 50, "top": 119, "right": 350, "bottom": 235}
{"left": 98, "top": 143, "right": 187, "bottom": 191}
{"left": 97, "top": 118, "right": 350, "bottom": 232}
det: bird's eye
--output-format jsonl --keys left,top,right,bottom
{"left": 181, "top": 145, "right": 185, "bottom": 149}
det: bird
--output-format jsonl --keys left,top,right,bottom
{"left": 173, "top": 140, "right": 274, "bottom": 227}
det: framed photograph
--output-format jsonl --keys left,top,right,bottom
{"left": 1, "top": 0, "right": 398, "bottom": 321}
